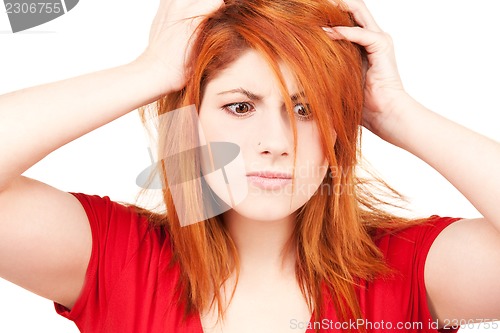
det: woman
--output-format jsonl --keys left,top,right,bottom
{"left": 0, "top": 0, "right": 499, "bottom": 332}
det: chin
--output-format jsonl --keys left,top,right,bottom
{"left": 229, "top": 196, "right": 302, "bottom": 222}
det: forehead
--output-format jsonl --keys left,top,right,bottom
{"left": 204, "top": 49, "right": 300, "bottom": 97}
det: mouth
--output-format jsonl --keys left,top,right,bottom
{"left": 246, "top": 171, "right": 293, "bottom": 190}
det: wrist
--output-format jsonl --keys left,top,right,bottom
{"left": 370, "top": 93, "right": 427, "bottom": 149}
{"left": 391, "top": 97, "right": 442, "bottom": 153}
{"left": 129, "top": 53, "right": 179, "bottom": 97}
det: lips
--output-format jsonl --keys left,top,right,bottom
{"left": 246, "top": 171, "right": 293, "bottom": 190}
{"left": 246, "top": 171, "right": 292, "bottom": 179}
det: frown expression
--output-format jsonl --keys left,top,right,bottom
{"left": 199, "top": 49, "right": 332, "bottom": 222}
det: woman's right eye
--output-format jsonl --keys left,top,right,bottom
{"left": 222, "top": 102, "right": 254, "bottom": 117}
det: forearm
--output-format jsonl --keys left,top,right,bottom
{"left": 0, "top": 59, "right": 167, "bottom": 191}
{"left": 388, "top": 95, "right": 500, "bottom": 228}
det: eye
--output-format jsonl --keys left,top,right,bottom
{"left": 222, "top": 102, "right": 254, "bottom": 117}
{"left": 294, "top": 103, "right": 312, "bottom": 120}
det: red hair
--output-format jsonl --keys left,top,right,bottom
{"left": 137, "top": 0, "right": 424, "bottom": 331}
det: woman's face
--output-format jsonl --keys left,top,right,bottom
{"left": 198, "top": 49, "right": 331, "bottom": 222}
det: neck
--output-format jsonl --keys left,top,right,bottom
{"left": 222, "top": 209, "right": 297, "bottom": 277}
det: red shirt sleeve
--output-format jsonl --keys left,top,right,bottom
{"left": 53, "top": 192, "right": 464, "bottom": 333}
{"left": 369, "top": 215, "right": 462, "bottom": 333}
{"left": 53, "top": 192, "right": 154, "bottom": 332}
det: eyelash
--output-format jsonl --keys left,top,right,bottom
{"left": 221, "top": 102, "right": 313, "bottom": 121}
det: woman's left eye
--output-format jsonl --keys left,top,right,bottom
{"left": 294, "top": 103, "right": 312, "bottom": 120}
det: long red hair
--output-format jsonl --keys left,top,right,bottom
{"left": 137, "top": 0, "right": 423, "bottom": 330}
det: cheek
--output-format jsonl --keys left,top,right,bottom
{"left": 298, "top": 124, "right": 328, "bottom": 164}
{"left": 198, "top": 107, "right": 249, "bottom": 210}
{"left": 201, "top": 145, "right": 249, "bottom": 211}
{"left": 198, "top": 107, "right": 242, "bottom": 144}
{"left": 293, "top": 132, "right": 329, "bottom": 198}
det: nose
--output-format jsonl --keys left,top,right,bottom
{"left": 255, "top": 107, "right": 293, "bottom": 159}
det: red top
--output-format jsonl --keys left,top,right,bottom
{"left": 55, "top": 193, "right": 461, "bottom": 333}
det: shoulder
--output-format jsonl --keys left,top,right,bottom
{"left": 357, "top": 216, "right": 463, "bottom": 332}
{"left": 374, "top": 215, "right": 462, "bottom": 259}
{"left": 69, "top": 192, "right": 173, "bottom": 261}
{"left": 371, "top": 215, "right": 462, "bottom": 283}
{"left": 55, "top": 192, "right": 174, "bottom": 328}
{"left": 69, "top": 192, "right": 165, "bottom": 240}
{"left": 56, "top": 193, "right": 184, "bottom": 332}
{"left": 424, "top": 217, "right": 500, "bottom": 327}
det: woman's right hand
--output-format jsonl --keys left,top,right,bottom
{"left": 136, "top": 0, "right": 224, "bottom": 93}
{"left": 0, "top": 1, "right": 226, "bottom": 314}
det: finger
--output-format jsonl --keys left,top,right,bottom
{"left": 192, "top": 0, "right": 225, "bottom": 16}
{"left": 323, "top": 26, "right": 391, "bottom": 56}
{"left": 333, "top": 0, "right": 382, "bottom": 32}
{"left": 185, "top": 1, "right": 224, "bottom": 31}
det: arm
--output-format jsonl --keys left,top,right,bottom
{"left": 378, "top": 79, "right": 500, "bottom": 328}
{"left": 0, "top": 61, "right": 167, "bottom": 191}
{"left": 0, "top": 59, "right": 165, "bottom": 310}
{"left": 324, "top": 0, "right": 500, "bottom": 326}
{"left": 0, "top": 0, "right": 224, "bottom": 310}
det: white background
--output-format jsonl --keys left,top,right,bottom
{"left": 0, "top": 0, "right": 499, "bottom": 332}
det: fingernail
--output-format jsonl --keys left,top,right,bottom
{"left": 322, "top": 26, "right": 342, "bottom": 38}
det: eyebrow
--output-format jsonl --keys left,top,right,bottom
{"left": 217, "top": 88, "right": 306, "bottom": 102}
{"left": 291, "top": 91, "right": 306, "bottom": 102}
{"left": 217, "top": 88, "right": 262, "bottom": 101}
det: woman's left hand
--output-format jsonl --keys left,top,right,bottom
{"left": 325, "top": 4, "right": 500, "bottom": 324}
{"left": 323, "top": 0, "right": 412, "bottom": 143}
